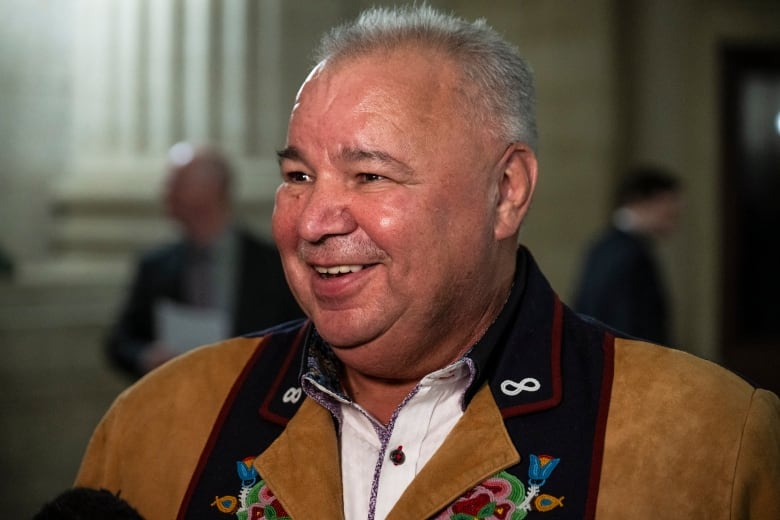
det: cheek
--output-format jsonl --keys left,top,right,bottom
{"left": 378, "top": 216, "right": 393, "bottom": 229}
{"left": 373, "top": 210, "right": 411, "bottom": 241}
{"left": 272, "top": 197, "right": 311, "bottom": 297}
{"left": 364, "top": 196, "right": 425, "bottom": 249}
{"left": 271, "top": 193, "right": 300, "bottom": 251}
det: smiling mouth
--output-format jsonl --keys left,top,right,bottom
{"left": 313, "top": 264, "right": 365, "bottom": 278}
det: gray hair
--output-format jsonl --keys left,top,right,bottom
{"left": 314, "top": 4, "right": 537, "bottom": 150}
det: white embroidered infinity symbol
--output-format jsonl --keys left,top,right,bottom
{"left": 500, "top": 377, "right": 541, "bottom": 396}
{"left": 282, "top": 386, "right": 303, "bottom": 404}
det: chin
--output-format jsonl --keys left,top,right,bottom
{"left": 314, "top": 328, "right": 369, "bottom": 350}
{"left": 311, "top": 315, "right": 382, "bottom": 351}
{"left": 304, "top": 303, "right": 374, "bottom": 339}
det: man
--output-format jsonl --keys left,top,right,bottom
{"left": 573, "top": 167, "right": 682, "bottom": 344}
{"left": 78, "top": 6, "right": 780, "bottom": 519}
{"left": 105, "top": 142, "right": 302, "bottom": 377}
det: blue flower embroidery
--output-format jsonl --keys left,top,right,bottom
{"left": 236, "top": 457, "right": 258, "bottom": 487}
{"left": 528, "top": 454, "right": 560, "bottom": 486}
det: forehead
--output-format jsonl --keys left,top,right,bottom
{"left": 289, "top": 48, "right": 469, "bottom": 143}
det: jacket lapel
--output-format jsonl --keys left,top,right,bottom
{"left": 255, "top": 398, "right": 344, "bottom": 519}
{"left": 258, "top": 386, "right": 517, "bottom": 520}
{"left": 387, "top": 385, "right": 520, "bottom": 519}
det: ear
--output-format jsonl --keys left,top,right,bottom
{"left": 494, "top": 143, "right": 538, "bottom": 241}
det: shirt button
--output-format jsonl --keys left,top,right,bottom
{"left": 389, "top": 446, "right": 405, "bottom": 465}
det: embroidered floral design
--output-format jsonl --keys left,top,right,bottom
{"left": 436, "top": 455, "right": 563, "bottom": 519}
{"left": 215, "top": 453, "right": 562, "bottom": 518}
{"left": 211, "top": 495, "right": 239, "bottom": 513}
{"left": 436, "top": 471, "right": 526, "bottom": 519}
{"left": 238, "top": 480, "right": 289, "bottom": 520}
{"left": 237, "top": 457, "right": 259, "bottom": 487}
{"left": 534, "top": 494, "right": 565, "bottom": 512}
{"left": 528, "top": 455, "right": 559, "bottom": 486}
{"left": 209, "top": 454, "right": 289, "bottom": 519}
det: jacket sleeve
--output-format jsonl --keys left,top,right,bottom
{"left": 75, "top": 337, "right": 267, "bottom": 519}
{"left": 74, "top": 392, "right": 124, "bottom": 493}
{"left": 731, "top": 388, "right": 780, "bottom": 520}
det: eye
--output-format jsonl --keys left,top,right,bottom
{"left": 357, "top": 173, "right": 386, "bottom": 183}
{"left": 283, "top": 170, "right": 313, "bottom": 183}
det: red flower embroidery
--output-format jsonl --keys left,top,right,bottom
{"left": 436, "top": 472, "right": 521, "bottom": 519}
{"left": 451, "top": 492, "right": 493, "bottom": 515}
{"left": 245, "top": 483, "right": 290, "bottom": 520}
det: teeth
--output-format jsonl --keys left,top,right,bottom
{"left": 314, "top": 265, "right": 364, "bottom": 275}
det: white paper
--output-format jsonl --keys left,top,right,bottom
{"left": 155, "top": 300, "right": 229, "bottom": 354}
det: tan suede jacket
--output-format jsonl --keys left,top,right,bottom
{"left": 77, "top": 246, "right": 779, "bottom": 519}
{"left": 76, "top": 335, "right": 780, "bottom": 519}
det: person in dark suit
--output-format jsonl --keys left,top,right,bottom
{"left": 573, "top": 166, "right": 682, "bottom": 344}
{"left": 106, "top": 142, "right": 302, "bottom": 378}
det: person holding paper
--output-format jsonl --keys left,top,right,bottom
{"left": 105, "top": 142, "right": 302, "bottom": 378}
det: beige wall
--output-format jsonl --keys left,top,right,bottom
{"left": 2, "top": 0, "right": 778, "bottom": 353}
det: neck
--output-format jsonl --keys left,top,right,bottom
{"left": 341, "top": 369, "right": 420, "bottom": 425}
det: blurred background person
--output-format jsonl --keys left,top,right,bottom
{"left": 105, "top": 142, "right": 303, "bottom": 378}
{"left": 572, "top": 165, "right": 682, "bottom": 345}
{"left": 0, "top": 243, "right": 14, "bottom": 279}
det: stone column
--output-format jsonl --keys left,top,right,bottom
{"left": 55, "top": 0, "right": 284, "bottom": 271}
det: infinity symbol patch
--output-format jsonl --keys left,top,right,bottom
{"left": 500, "top": 377, "right": 541, "bottom": 396}
{"left": 282, "top": 386, "right": 303, "bottom": 404}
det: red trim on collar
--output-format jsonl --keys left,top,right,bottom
{"left": 584, "top": 332, "right": 615, "bottom": 519}
{"left": 258, "top": 324, "right": 309, "bottom": 425}
{"left": 500, "top": 295, "right": 564, "bottom": 418}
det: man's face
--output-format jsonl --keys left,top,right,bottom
{"left": 163, "top": 167, "right": 195, "bottom": 223}
{"left": 273, "top": 49, "right": 513, "bottom": 376}
{"left": 163, "top": 165, "right": 224, "bottom": 231}
{"left": 637, "top": 191, "right": 682, "bottom": 238}
{"left": 650, "top": 191, "right": 682, "bottom": 237}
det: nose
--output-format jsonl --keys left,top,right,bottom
{"left": 297, "top": 180, "right": 357, "bottom": 243}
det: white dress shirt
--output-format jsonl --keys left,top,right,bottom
{"left": 336, "top": 361, "right": 472, "bottom": 520}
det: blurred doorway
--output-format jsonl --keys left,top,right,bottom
{"left": 720, "top": 44, "right": 780, "bottom": 395}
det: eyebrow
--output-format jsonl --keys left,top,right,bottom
{"left": 337, "top": 147, "right": 393, "bottom": 164}
{"left": 276, "top": 146, "right": 303, "bottom": 163}
{"left": 277, "top": 146, "right": 413, "bottom": 175}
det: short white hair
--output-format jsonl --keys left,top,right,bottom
{"left": 314, "top": 4, "right": 537, "bottom": 150}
